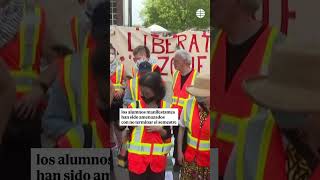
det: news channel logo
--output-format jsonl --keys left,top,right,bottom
{"left": 196, "top": 9, "right": 205, "bottom": 18}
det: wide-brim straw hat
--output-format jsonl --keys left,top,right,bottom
{"left": 243, "top": 42, "right": 320, "bottom": 112}
{"left": 186, "top": 73, "right": 210, "bottom": 97}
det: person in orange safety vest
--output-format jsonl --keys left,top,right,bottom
{"left": 225, "top": 42, "right": 320, "bottom": 180}
{"left": 210, "top": 0, "right": 283, "bottom": 177}
{"left": 177, "top": 73, "right": 210, "bottom": 180}
{"left": 123, "top": 60, "right": 161, "bottom": 107}
{"left": 126, "top": 72, "right": 172, "bottom": 180}
{"left": 42, "top": 2, "right": 112, "bottom": 148}
{"left": 171, "top": 49, "right": 198, "bottom": 178}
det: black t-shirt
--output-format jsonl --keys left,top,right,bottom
{"left": 180, "top": 70, "right": 193, "bottom": 89}
{"left": 225, "top": 26, "right": 266, "bottom": 90}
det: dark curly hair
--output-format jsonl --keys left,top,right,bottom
{"left": 139, "top": 72, "right": 166, "bottom": 103}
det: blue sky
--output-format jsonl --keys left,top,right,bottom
{"left": 132, "top": 0, "right": 145, "bottom": 26}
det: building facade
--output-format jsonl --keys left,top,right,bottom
{"left": 110, "top": 0, "right": 132, "bottom": 26}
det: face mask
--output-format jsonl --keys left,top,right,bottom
{"left": 272, "top": 110, "right": 309, "bottom": 129}
{"left": 142, "top": 96, "right": 155, "bottom": 104}
{"left": 110, "top": 54, "right": 115, "bottom": 63}
{"left": 136, "top": 58, "right": 146, "bottom": 66}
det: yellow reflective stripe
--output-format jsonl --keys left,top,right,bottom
{"left": 255, "top": 114, "right": 275, "bottom": 180}
{"left": 139, "top": 126, "right": 144, "bottom": 142}
{"left": 81, "top": 49, "right": 89, "bottom": 124}
{"left": 128, "top": 142, "right": 172, "bottom": 155}
{"left": 188, "top": 71, "right": 198, "bottom": 98}
{"left": 129, "top": 78, "right": 135, "bottom": 100}
{"left": 127, "top": 142, "right": 151, "bottom": 155}
{"left": 262, "top": 27, "right": 278, "bottom": 67}
{"left": 152, "top": 143, "right": 173, "bottom": 155}
{"left": 211, "top": 30, "right": 223, "bottom": 64}
{"left": 91, "top": 121, "right": 103, "bottom": 148}
{"left": 66, "top": 128, "right": 82, "bottom": 148}
{"left": 236, "top": 122, "right": 247, "bottom": 180}
{"left": 172, "top": 71, "right": 179, "bottom": 89}
{"left": 32, "top": 6, "right": 41, "bottom": 67}
{"left": 11, "top": 71, "right": 38, "bottom": 92}
{"left": 162, "top": 101, "right": 167, "bottom": 108}
{"left": 187, "top": 133, "right": 210, "bottom": 151}
{"left": 64, "top": 56, "right": 77, "bottom": 123}
{"left": 11, "top": 71, "right": 38, "bottom": 78}
{"left": 135, "top": 77, "right": 139, "bottom": 101}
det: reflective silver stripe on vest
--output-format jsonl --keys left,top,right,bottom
{"left": 184, "top": 98, "right": 195, "bottom": 130}
{"left": 187, "top": 133, "right": 210, "bottom": 151}
{"left": 172, "top": 71, "right": 179, "bottom": 89}
{"left": 153, "top": 143, "right": 172, "bottom": 154}
{"left": 172, "top": 97, "right": 187, "bottom": 107}
{"left": 132, "top": 126, "right": 143, "bottom": 142}
{"left": 21, "top": 4, "right": 40, "bottom": 69}
{"left": 217, "top": 116, "right": 239, "bottom": 142}
{"left": 127, "top": 143, "right": 151, "bottom": 153}
{"left": 230, "top": 108, "right": 271, "bottom": 180}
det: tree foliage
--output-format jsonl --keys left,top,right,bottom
{"left": 141, "top": 0, "right": 209, "bottom": 33}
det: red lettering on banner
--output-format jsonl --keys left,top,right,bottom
{"left": 202, "top": 32, "right": 210, "bottom": 53}
{"left": 128, "top": 32, "right": 133, "bottom": 51}
{"left": 177, "top": 35, "right": 187, "bottom": 49}
{"left": 165, "top": 39, "right": 175, "bottom": 53}
{"left": 262, "top": 0, "right": 295, "bottom": 35}
{"left": 197, "top": 56, "right": 206, "bottom": 72}
{"left": 189, "top": 34, "right": 200, "bottom": 52}
{"left": 157, "top": 56, "right": 169, "bottom": 76}
{"left": 191, "top": 57, "right": 195, "bottom": 69}
{"left": 144, "top": 35, "right": 148, "bottom": 46}
{"left": 152, "top": 37, "right": 165, "bottom": 54}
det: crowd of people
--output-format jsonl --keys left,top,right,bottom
{"left": 109, "top": 42, "right": 211, "bottom": 180}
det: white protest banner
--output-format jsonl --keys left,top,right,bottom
{"left": 110, "top": 26, "right": 210, "bottom": 82}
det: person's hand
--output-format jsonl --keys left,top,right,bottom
{"left": 114, "top": 88, "right": 124, "bottom": 99}
{"left": 15, "top": 85, "right": 44, "bottom": 120}
{"left": 177, "top": 150, "right": 184, "bottom": 165}
{"left": 145, "top": 126, "right": 163, "bottom": 133}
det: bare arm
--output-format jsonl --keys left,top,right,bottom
{"left": 177, "top": 126, "right": 185, "bottom": 154}
{"left": 0, "top": 59, "right": 15, "bottom": 143}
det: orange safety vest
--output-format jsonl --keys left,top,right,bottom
{"left": 227, "top": 111, "right": 320, "bottom": 180}
{"left": 210, "top": 26, "right": 279, "bottom": 176}
{"left": 110, "top": 62, "right": 125, "bottom": 92}
{"left": 131, "top": 63, "right": 160, "bottom": 77}
{"left": 183, "top": 97, "right": 210, "bottom": 167}
{"left": 56, "top": 46, "right": 111, "bottom": 148}
{"left": 127, "top": 99, "right": 172, "bottom": 174}
{"left": 0, "top": 2, "right": 44, "bottom": 98}
{"left": 171, "top": 69, "right": 198, "bottom": 117}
